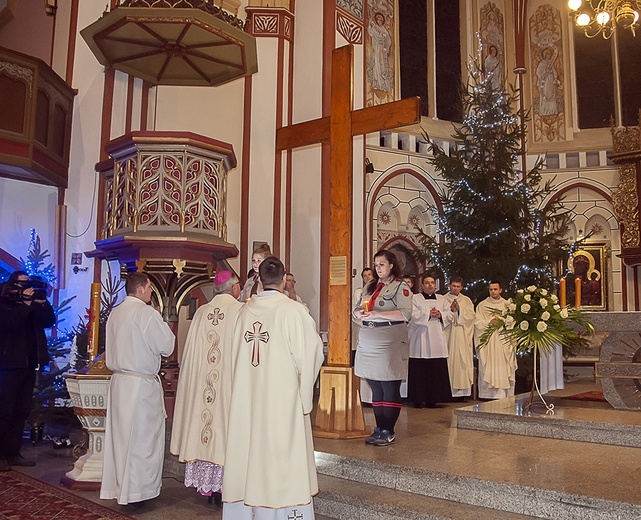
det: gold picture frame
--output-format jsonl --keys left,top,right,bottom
{"left": 559, "top": 245, "right": 608, "bottom": 311}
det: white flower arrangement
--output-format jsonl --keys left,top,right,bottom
{"left": 478, "top": 285, "right": 594, "bottom": 355}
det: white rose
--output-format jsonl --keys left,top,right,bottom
{"left": 520, "top": 320, "right": 529, "bottom": 331}
{"left": 540, "top": 289, "right": 548, "bottom": 296}
{"left": 539, "top": 298, "right": 548, "bottom": 308}
{"left": 560, "top": 308, "right": 569, "bottom": 319}
{"left": 541, "top": 311, "right": 550, "bottom": 321}
{"left": 521, "top": 303, "right": 531, "bottom": 313}
{"left": 506, "top": 321, "right": 516, "bottom": 330}
{"left": 553, "top": 304, "right": 560, "bottom": 311}
{"left": 550, "top": 295, "right": 558, "bottom": 303}
{"left": 527, "top": 285, "right": 537, "bottom": 292}
{"left": 524, "top": 294, "right": 531, "bottom": 301}
{"left": 537, "top": 321, "right": 548, "bottom": 332}
{"left": 508, "top": 303, "right": 517, "bottom": 312}
{"left": 517, "top": 289, "right": 524, "bottom": 294}
{"left": 505, "top": 315, "right": 515, "bottom": 325}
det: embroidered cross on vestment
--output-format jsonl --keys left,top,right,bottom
{"left": 207, "top": 307, "right": 224, "bottom": 325}
{"left": 244, "top": 321, "right": 270, "bottom": 367}
{"left": 287, "top": 510, "right": 304, "bottom": 520}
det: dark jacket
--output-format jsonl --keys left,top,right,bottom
{"left": 0, "top": 296, "right": 55, "bottom": 370}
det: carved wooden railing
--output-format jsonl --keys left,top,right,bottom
{"left": 100, "top": 131, "right": 236, "bottom": 242}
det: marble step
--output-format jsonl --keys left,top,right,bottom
{"left": 316, "top": 474, "right": 536, "bottom": 520}
{"left": 314, "top": 451, "right": 641, "bottom": 520}
{"left": 454, "top": 396, "right": 641, "bottom": 448}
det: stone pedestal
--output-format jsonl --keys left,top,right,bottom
{"left": 61, "top": 372, "right": 111, "bottom": 490}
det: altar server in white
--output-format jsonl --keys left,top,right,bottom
{"left": 443, "top": 276, "right": 476, "bottom": 398}
{"left": 474, "top": 281, "right": 517, "bottom": 399}
{"left": 170, "top": 270, "right": 243, "bottom": 499}
{"left": 223, "top": 256, "right": 324, "bottom": 520}
{"left": 101, "top": 272, "right": 175, "bottom": 506}
{"left": 407, "top": 274, "right": 452, "bottom": 408}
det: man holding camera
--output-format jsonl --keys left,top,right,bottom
{"left": 0, "top": 271, "right": 55, "bottom": 471}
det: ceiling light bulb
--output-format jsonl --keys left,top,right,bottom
{"left": 568, "top": 0, "right": 583, "bottom": 10}
{"left": 596, "top": 11, "right": 611, "bottom": 25}
{"left": 577, "top": 12, "right": 592, "bottom": 25}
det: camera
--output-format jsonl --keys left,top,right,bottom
{"left": 0, "top": 277, "right": 48, "bottom": 302}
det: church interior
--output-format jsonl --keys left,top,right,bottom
{"left": 1, "top": 0, "right": 641, "bottom": 518}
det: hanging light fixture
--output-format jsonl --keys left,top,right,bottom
{"left": 568, "top": 0, "right": 640, "bottom": 38}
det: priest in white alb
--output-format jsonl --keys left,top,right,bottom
{"left": 170, "top": 270, "right": 243, "bottom": 501}
{"left": 101, "top": 272, "right": 175, "bottom": 506}
{"left": 443, "top": 276, "right": 475, "bottom": 398}
{"left": 222, "top": 256, "right": 325, "bottom": 520}
{"left": 474, "top": 280, "right": 517, "bottom": 399}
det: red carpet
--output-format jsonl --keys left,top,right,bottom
{"left": 0, "top": 470, "right": 133, "bottom": 520}
{"left": 562, "top": 390, "right": 606, "bottom": 402}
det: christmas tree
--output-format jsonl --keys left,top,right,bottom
{"left": 416, "top": 56, "right": 572, "bottom": 305}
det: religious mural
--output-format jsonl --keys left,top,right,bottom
{"left": 365, "top": 0, "right": 395, "bottom": 106}
{"left": 336, "top": 0, "right": 363, "bottom": 19}
{"left": 480, "top": 2, "right": 505, "bottom": 91}
{"left": 530, "top": 5, "right": 566, "bottom": 143}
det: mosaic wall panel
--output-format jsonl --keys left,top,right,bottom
{"left": 530, "top": 4, "right": 566, "bottom": 143}
{"left": 479, "top": 2, "right": 505, "bottom": 91}
{"left": 365, "top": 0, "right": 395, "bottom": 106}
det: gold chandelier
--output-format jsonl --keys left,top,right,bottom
{"left": 568, "top": 0, "right": 640, "bottom": 38}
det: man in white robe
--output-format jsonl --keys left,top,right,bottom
{"left": 474, "top": 281, "right": 517, "bottom": 399}
{"left": 443, "top": 277, "right": 475, "bottom": 398}
{"left": 170, "top": 270, "right": 243, "bottom": 498}
{"left": 223, "top": 257, "right": 324, "bottom": 520}
{"left": 101, "top": 272, "right": 175, "bottom": 506}
{"left": 407, "top": 274, "right": 452, "bottom": 407}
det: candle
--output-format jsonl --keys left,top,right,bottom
{"left": 559, "top": 278, "right": 566, "bottom": 307}
{"left": 574, "top": 277, "right": 581, "bottom": 308}
{"left": 363, "top": 300, "right": 370, "bottom": 313}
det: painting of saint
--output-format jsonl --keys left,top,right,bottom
{"left": 368, "top": 11, "right": 393, "bottom": 93}
{"left": 536, "top": 47, "right": 561, "bottom": 116}
{"left": 484, "top": 44, "right": 502, "bottom": 90}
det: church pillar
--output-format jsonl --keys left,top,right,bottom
{"left": 243, "top": 5, "right": 295, "bottom": 269}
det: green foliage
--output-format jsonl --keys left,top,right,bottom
{"left": 415, "top": 58, "right": 573, "bottom": 304}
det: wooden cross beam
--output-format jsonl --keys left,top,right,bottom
{"left": 275, "top": 45, "right": 420, "bottom": 437}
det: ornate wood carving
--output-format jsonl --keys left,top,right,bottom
{"left": 611, "top": 114, "right": 641, "bottom": 266}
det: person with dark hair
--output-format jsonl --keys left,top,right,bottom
{"left": 223, "top": 256, "right": 324, "bottom": 519}
{"left": 0, "top": 270, "right": 55, "bottom": 471}
{"left": 474, "top": 280, "right": 516, "bottom": 399}
{"left": 443, "top": 276, "right": 475, "bottom": 399}
{"left": 407, "top": 273, "right": 452, "bottom": 408}
{"left": 352, "top": 249, "right": 412, "bottom": 446}
{"left": 101, "top": 272, "right": 175, "bottom": 506}
{"left": 170, "top": 271, "right": 243, "bottom": 502}
{"left": 240, "top": 243, "right": 272, "bottom": 301}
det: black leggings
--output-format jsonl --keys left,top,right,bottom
{"left": 366, "top": 379, "right": 402, "bottom": 434}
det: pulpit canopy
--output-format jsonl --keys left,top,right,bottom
{"left": 81, "top": 1, "right": 258, "bottom": 86}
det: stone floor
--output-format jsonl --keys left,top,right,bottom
{"left": 11, "top": 374, "right": 640, "bottom": 519}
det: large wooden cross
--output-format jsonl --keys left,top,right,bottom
{"left": 276, "top": 45, "right": 420, "bottom": 437}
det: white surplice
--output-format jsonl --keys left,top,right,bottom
{"left": 443, "top": 293, "right": 475, "bottom": 397}
{"left": 170, "top": 293, "right": 243, "bottom": 467}
{"left": 101, "top": 296, "right": 175, "bottom": 505}
{"left": 222, "top": 289, "right": 324, "bottom": 516}
{"left": 474, "top": 296, "right": 517, "bottom": 399}
{"left": 408, "top": 293, "right": 451, "bottom": 359}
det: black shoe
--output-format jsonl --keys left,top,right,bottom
{"left": 7, "top": 454, "right": 35, "bottom": 467}
{"left": 373, "top": 429, "right": 396, "bottom": 446}
{"left": 413, "top": 402, "right": 425, "bottom": 409}
{"left": 364, "top": 427, "right": 382, "bottom": 445}
{"left": 0, "top": 459, "right": 9, "bottom": 472}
